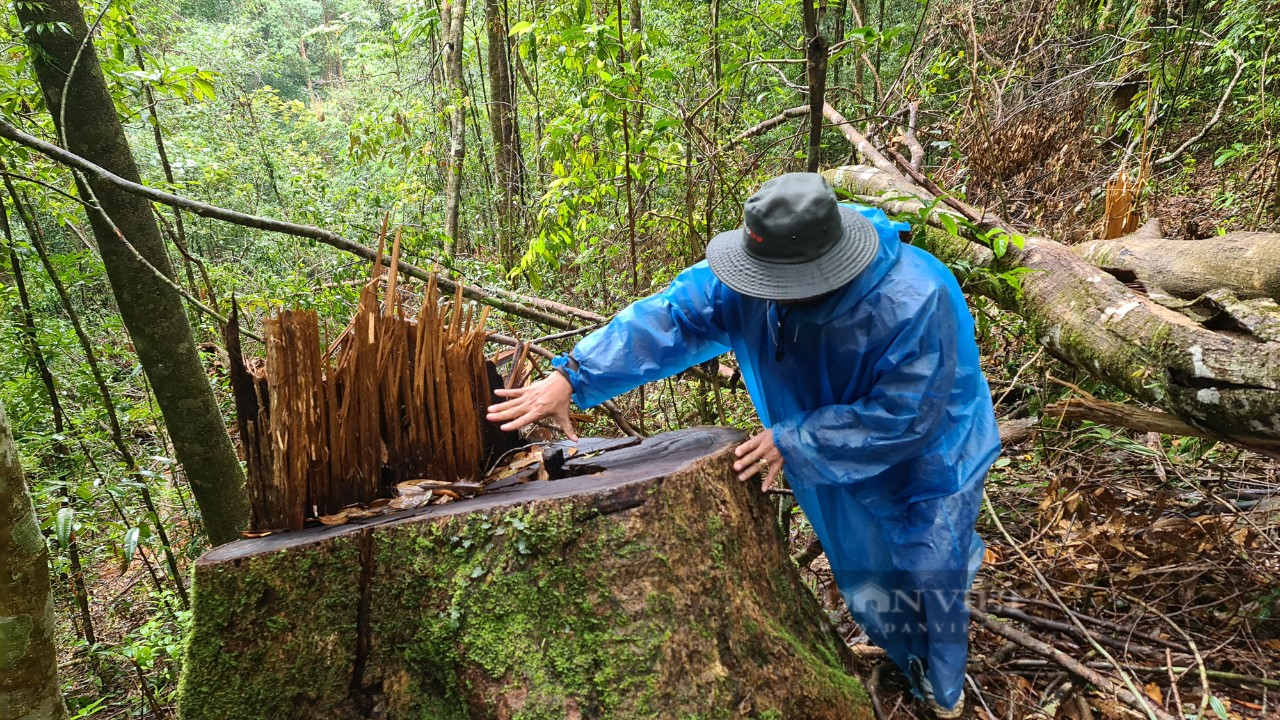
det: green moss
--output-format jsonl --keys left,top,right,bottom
{"left": 764, "top": 618, "right": 868, "bottom": 705}
{"left": 177, "top": 538, "right": 363, "bottom": 720}
{"left": 371, "top": 503, "right": 672, "bottom": 718}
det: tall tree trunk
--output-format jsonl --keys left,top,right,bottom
{"left": 831, "top": 0, "right": 846, "bottom": 86}
{"left": 443, "top": 0, "right": 469, "bottom": 257}
{"left": 617, "top": 0, "right": 639, "bottom": 294}
{"left": 0, "top": 398, "right": 68, "bottom": 720}
{"left": 485, "top": 0, "right": 522, "bottom": 268}
{"left": 802, "top": 0, "right": 829, "bottom": 173}
{"left": 15, "top": 0, "right": 250, "bottom": 546}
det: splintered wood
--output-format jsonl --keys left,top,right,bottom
{"left": 227, "top": 277, "right": 493, "bottom": 531}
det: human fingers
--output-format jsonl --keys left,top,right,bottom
{"left": 491, "top": 386, "right": 529, "bottom": 399}
{"left": 763, "top": 460, "right": 783, "bottom": 491}
{"left": 486, "top": 396, "right": 535, "bottom": 423}
{"left": 553, "top": 406, "right": 579, "bottom": 441}
{"left": 732, "top": 436, "right": 763, "bottom": 473}
{"left": 736, "top": 450, "right": 771, "bottom": 481}
{"left": 734, "top": 434, "right": 761, "bottom": 458}
{"left": 499, "top": 408, "right": 544, "bottom": 433}
{"left": 486, "top": 394, "right": 531, "bottom": 416}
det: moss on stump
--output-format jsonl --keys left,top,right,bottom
{"left": 177, "top": 427, "right": 872, "bottom": 720}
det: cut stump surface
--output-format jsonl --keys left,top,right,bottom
{"left": 177, "top": 427, "right": 872, "bottom": 720}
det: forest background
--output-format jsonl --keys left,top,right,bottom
{"left": 0, "top": 0, "right": 1277, "bottom": 716}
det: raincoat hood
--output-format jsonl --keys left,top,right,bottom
{"left": 555, "top": 204, "right": 1001, "bottom": 708}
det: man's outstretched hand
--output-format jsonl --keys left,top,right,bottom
{"left": 733, "top": 429, "right": 784, "bottom": 491}
{"left": 486, "top": 372, "right": 579, "bottom": 441}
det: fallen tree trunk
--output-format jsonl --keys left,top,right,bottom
{"left": 1045, "top": 397, "right": 1220, "bottom": 441}
{"left": 1077, "top": 231, "right": 1280, "bottom": 304}
{"left": 176, "top": 427, "right": 872, "bottom": 720}
{"left": 825, "top": 165, "right": 1280, "bottom": 457}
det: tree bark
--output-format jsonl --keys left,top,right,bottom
{"left": 802, "top": 0, "right": 829, "bottom": 173}
{"left": 176, "top": 428, "right": 873, "bottom": 720}
{"left": 825, "top": 164, "right": 1280, "bottom": 456}
{"left": 485, "top": 0, "right": 522, "bottom": 268}
{"left": 0, "top": 398, "right": 68, "bottom": 720}
{"left": 15, "top": 0, "right": 250, "bottom": 545}
{"left": 1076, "top": 232, "right": 1280, "bottom": 304}
{"left": 443, "top": 0, "right": 469, "bottom": 257}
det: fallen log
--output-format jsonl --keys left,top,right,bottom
{"left": 176, "top": 427, "right": 872, "bottom": 720}
{"left": 1045, "top": 397, "right": 1222, "bottom": 442}
{"left": 1077, "top": 231, "right": 1280, "bottom": 304}
{"left": 825, "top": 164, "right": 1280, "bottom": 456}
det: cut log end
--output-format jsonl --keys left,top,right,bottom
{"left": 177, "top": 427, "right": 873, "bottom": 720}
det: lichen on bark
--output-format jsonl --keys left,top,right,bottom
{"left": 0, "top": 399, "right": 67, "bottom": 720}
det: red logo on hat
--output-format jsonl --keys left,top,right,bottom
{"left": 746, "top": 227, "right": 765, "bottom": 243}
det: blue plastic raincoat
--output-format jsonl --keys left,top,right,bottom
{"left": 554, "top": 204, "right": 1001, "bottom": 708}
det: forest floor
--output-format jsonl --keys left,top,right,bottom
{"left": 800, "top": 438, "right": 1280, "bottom": 719}
{"left": 797, "top": 386, "right": 1280, "bottom": 719}
{"left": 53, "top": 382, "right": 1280, "bottom": 720}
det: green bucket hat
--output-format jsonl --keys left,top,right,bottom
{"left": 706, "top": 172, "right": 880, "bottom": 300}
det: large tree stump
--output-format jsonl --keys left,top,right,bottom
{"left": 176, "top": 427, "right": 872, "bottom": 720}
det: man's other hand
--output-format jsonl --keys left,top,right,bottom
{"left": 733, "top": 429, "right": 784, "bottom": 491}
{"left": 486, "top": 372, "right": 578, "bottom": 441}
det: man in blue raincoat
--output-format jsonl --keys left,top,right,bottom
{"left": 487, "top": 172, "right": 1001, "bottom": 718}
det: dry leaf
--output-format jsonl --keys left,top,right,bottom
{"left": 408, "top": 478, "right": 452, "bottom": 487}
{"left": 1143, "top": 682, "right": 1162, "bottom": 705}
{"left": 389, "top": 492, "right": 432, "bottom": 510}
{"left": 317, "top": 512, "right": 350, "bottom": 526}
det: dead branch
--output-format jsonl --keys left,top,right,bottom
{"left": 0, "top": 119, "right": 585, "bottom": 332}
{"left": 902, "top": 102, "right": 924, "bottom": 171}
{"left": 725, "top": 105, "right": 810, "bottom": 150}
{"left": 820, "top": 104, "right": 904, "bottom": 180}
{"left": 1046, "top": 397, "right": 1280, "bottom": 460}
{"left": 1154, "top": 42, "right": 1245, "bottom": 168}
{"left": 971, "top": 610, "right": 1177, "bottom": 720}
{"left": 986, "top": 604, "right": 1165, "bottom": 657}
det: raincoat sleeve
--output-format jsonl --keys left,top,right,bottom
{"left": 772, "top": 286, "right": 959, "bottom": 484}
{"left": 553, "top": 262, "right": 732, "bottom": 408}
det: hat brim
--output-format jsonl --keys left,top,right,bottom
{"left": 706, "top": 206, "right": 881, "bottom": 300}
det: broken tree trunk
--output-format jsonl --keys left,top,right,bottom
{"left": 825, "top": 164, "right": 1280, "bottom": 457}
{"left": 176, "top": 427, "right": 872, "bottom": 720}
{"left": 1076, "top": 231, "right": 1280, "bottom": 303}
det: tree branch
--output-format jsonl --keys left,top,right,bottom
{"left": 0, "top": 119, "right": 583, "bottom": 331}
{"left": 1154, "top": 43, "right": 1244, "bottom": 168}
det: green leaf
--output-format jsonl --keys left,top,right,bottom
{"left": 122, "top": 527, "right": 141, "bottom": 567}
{"left": 55, "top": 506, "right": 73, "bottom": 549}
{"left": 509, "top": 20, "right": 534, "bottom": 36}
{"left": 939, "top": 213, "right": 958, "bottom": 237}
{"left": 1209, "top": 695, "right": 1228, "bottom": 720}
